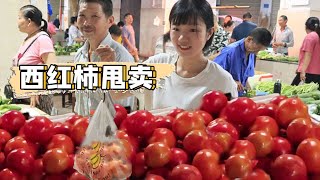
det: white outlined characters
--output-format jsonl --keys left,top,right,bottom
{"left": 47, "top": 64, "right": 73, "bottom": 90}
{"left": 128, "top": 64, "right": 156, "bottom": 90}
{"left": 73, "top": 64, "right": 100, "bottom": 90}
{"left": 101, "top": 65, "right": 127, "bottom": 90}
{"left": 20, "top": 65, "right": 46, "bottom": 90}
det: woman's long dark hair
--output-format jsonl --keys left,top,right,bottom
{"left": 20, "top": 5, "right": 50, "bottom": 37}
{"left": 305, "top": 17, "right": 320, "bottom": 38}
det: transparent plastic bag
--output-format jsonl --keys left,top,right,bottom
{"left": 74, "top": 93, "right": 132, "bottom": 180}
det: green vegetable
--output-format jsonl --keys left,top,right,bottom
{"left": 309, "top": 100, "right": 320, "bottom": 105}
{"left": 299, "top": 97, "right": 315, "bottom": 104}
{"left": 313, "top": 104, "right": 320, "bottom": 115}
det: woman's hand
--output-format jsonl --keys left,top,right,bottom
{"left": 300, "top": 71, "right": 306, "bottom": 82}
{"left": 30, "top": 95, "right": 40, "bottom": 107}
{"left": 95, "top": 45, "right": 116, "bottom": 62}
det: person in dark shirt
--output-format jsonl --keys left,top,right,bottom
{"left": 230, "top": 12, "right": 257, "bottom": 43}
{"left": 53, "top": 15, "right": 60, "bottom": 29}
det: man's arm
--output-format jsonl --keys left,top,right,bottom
{"left": 286, "top": 30, "right": 294, "bottom": 47}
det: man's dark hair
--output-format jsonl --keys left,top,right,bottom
{"left": 249, "top": 27, "right": 272, "bottom": 47}
{"left": 124, "top": 13, "right": 132, "bottom": 18}
{"left": 243, "top": 12, "right": 252, "bottom": 19}
{"left": 109, "top": 24, "right": 122, "bottom": 36}
{"left": 117, "top": 21, "right": 124, "bottom": 27}
{"left": 70, "top": 16, "right": 77, "bottom": 24}
{"left": 280, "top": 15, "right": 288, "bottom": 21}
{"left": 79, "top": 0, "right": 113, "bottom": 17}
{"left": 223, "top": 20, "right": 234, "bottom": 28}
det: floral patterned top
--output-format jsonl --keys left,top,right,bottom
{"left": 204, "top": 25, "right": 230, "bottom": 57}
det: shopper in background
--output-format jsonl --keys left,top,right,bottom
{"left": 122, "top": 13, "right": 139, "bottom": 62}
{"left": 13, "top": 5, "right": 56, "bottom": 114}
{"left": 154, "top": 31, "right": 176, "bottom": 55}
{"left": 110, "top": 0, "right": 238, "bottom": 110}
{"left": 117, "top": 21, "right": 124, "bottom": 29}
{"left": 109, "top": 24, "right": 122, "bottom": 43}
{"left": 74, "top": 0, "right": 134, "bottom": 116}
{"left": 291, "top": 17, "right": 320, "bottom": 86}
{"left": 53, "top": 14, "right": 60, "bottom": 29}
{"left": 214, "top": 28, "right": 272, "bottom": 95}
{"left": 68, "top": 16, "right": 84, "bottom": 46}
{"left": 272, "top": 15, "right": 294, "bottom": 55}
{"left": 230, "top": 12, "right": 257, "bottom": 43}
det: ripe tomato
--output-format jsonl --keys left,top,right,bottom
{"left": 0, "top": 129, "right": 11, "bottom": 149}
{"left": 148, "top": 128, "right": 176, "bottom": 148}
{"left": 65, "top": 114, "right": 82, "bottom": 125}
{"left": 146, "top": 174, "right": 165, "bottom": 180}
{"left": 271, "top": 154, "right": 307, "bottom": 180}
{"left": 0, "top": 152, "right": 5, "bottom": 168}
{"left": 206, "top": 119, "right": 239, "bottom": 143}
{"left": 70, "top": 118, "right": 89, "bottom": 145}
{"left": 211, "top": 132, "right": 234, "bottom": 153}
{"left": 116, "top": 130, "right": 140, "bottom": 151}
{"left": 194, "top": 110, "right": 213, "bottom": 126}
{"left": 200, "top": 90, "right": 228, "bottom": 117}
{"left": 23, "top": 116, "right": 54, "bottom": 144}
{"left": 0, "top": 168, "right": 25, "bottom": 180}
{"left": 247, "top": 131, "right": 273, "bottom": 157}
{"left": 52, "top": 122, "right": 71, "bottom": 136}
{"left": 44, "top": 174, "right": 68, "bottom": 180}
{"left": 167, "top": 148, "right": 189, "bottom": 169}
{"left": 4, "top": 136, "right": 29, "bottom": 156}
{"left": 122, "top": 110, "right": 156, "bottom": 137}
{"left": 296, "top": 138, "right": 320, "bottom": 174}
{"left": 230, "top": 140, "right": 256, "bottom": 160}
{"left": 0, "top": 110, "right": 26, "bottom": 135}
{"left": 224, "top": 97, "right": 258, "bottom": 127}
{"left": 146, "top": 167, "right": 170, "bottom": 179}
{"left": 46, "top": 134, "right": 74, "bottom": 154}
{"left": 276, "top": 98, "right": 309, "bottom": 128}
{"left": 249, "top": 116, "right": 279, "bottom": 137}
{"left": 286, "top": 118, "right": 313, "bottom": 145}
{"left": 270, "top": 137, "right": 292, "bottom": 159}
{"left": 33, "top": 158, "right": 44, "bottom": 173}
{"left": 243, "top": 169, "right": 271, "bottom": 180}
{"left": 225, "top": 154, "right": 254, "bottom": 179}
{"left": 69, "top": 172, "right": 89, "bottom": 180}
{"left": 201, "top": 138, "right": 224, "bottom": 155}
{"left": 6, "top": 148, "right": 34, "bottom": 175}
{"left": 120, "top": 139, "right": 135, "bottom": 162}
{"left": 167, "top": 108, "right": 185, "bottom": 118}
{"left": 192, "top": 149, "right": 221, "bottom": 180}
{"left": 168, "top": 164, "right": 202, "bottom": 180}
{"left": 183, "top": 130, "right": 208, "bottom": 155}
{"left": 42, "top": 148, "right": 70, "bottom": 174}
{"left": 114, "top": 104, "right": 128, "bottom": 128}
{"left": 144, "top": 142, "right": 171, "bottom": 168}
{"left": 153, "top": 116, "right": 173, "bottom": 130}
{"left": 256, "top": 103, "right": 277, "bottom": 118}
{"left": 132, "top": 152, "right": 148, "bottom": 178}
{"left": 172, "top": 111, "right": 205, "bottom": 139}
{"left": 270, "top": 95, "right": 287, "bottom": 106}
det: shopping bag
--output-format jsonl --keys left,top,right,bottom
{"left": 74, "top": 93, "right": 132, "bottom": 180}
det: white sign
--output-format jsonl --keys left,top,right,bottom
{"left": 292, "top": 0, "right": 309, "bottom": 6}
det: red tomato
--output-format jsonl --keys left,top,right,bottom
{"left": 65, "top": 114, "right": 82, "bottom": 125}
{"left": 69, "top": 172, "right": 89, "bottom": 180}
{"left": 52, "top": 122, "right": 71, "bottom": 136}
{"left": 247, "top": 131, "right": 273, "bottom": 157}
{"left": 249, "top": 116, "right": 279, "bottom": 137}
{"left": 167, "top": 108, "right": 185, "bottom": 118}
{"left": 132, "top": 152, "right": 148, "bottom": 178}
{"left": 243, "top": 169, "right": 271, "bottom": 180}
{"left": 230, "top": 140, "right": 256, "bottom": 160}
{"left": 44, "top": 174, "right": 68, "bottom": 180}
{"left": 200, "top": 90, "right": 228, "bottom": 117}
{"left": 70, "top": 118, "right": 89, "bottom": 145}
{"left": 46, "top": 134, "right": 74, "bottom": 154}
{"left": 146, "top": 174, "right": 165, "bottom": 180}
{"left": 183, "top": 130, "right": 208, "bottom": 155}
{"left": 0, "top": 110, "right": 26, "bottom": 135}
{"left": 270, "top": 137, "right": 292, "bottom": 159}
{"left": 6, "top": 148, "right": 34, "bottom": 174}
{"left": 270, "top": 95, "right": 287, "bottom": 106}
{"left": 276, "top": 98, "right": 309, "bottom": 128}
{"left": 206, "top": 119, "right": 239, "bottom": 143}
{"left": 146, "top": 167, "right": 170, "bottom": 179}
{"left": 153, "top": 116, "right": 173, "bottom": 130}
{"left": 0, "top": 168, "right": 25, "bottom": 180}
{"left": 287, "top": 118, "right": 313, "bottom": 145}
{"left": 4, "top": 136, "right": 29, "bottom": 156}
{"left": 120, "top": 139, "right": 135, "bottom": 162}
{"left": 114, "top": 104, "right": 128, "bottom": 128}
{"left": 225, "top": 154, "right": 254, "bottom": 179}
{"left": 211, "top": 132, "right": 234, "bottom": 153}
{"left": 144, "top": 142, "right": 171, "bottom": 168}
{"left": 168, "top": 164, "right": 202, "bottom": 180}
{"left": 0, "top": 152, "right": 5, "bottom": 168}
{"left": 271, "top": 154, "right": 307, "bottom": 180}
{"left": 122, "top": 110, "right": 156, "bottom": 137}
{"left": 296, "top": 138, "right": 320, "bottom": 174}
{"left": 201, "top": 138, "right": 224, "bottom": 155}
{"left": 116, "top": 130, "right": 140, "bottom": 151}
{"left": 23, "top": 116, "right": 54, "bottom": 144}
{"left": 224, "top": 97, "right": 258, "bottom": 127}
{"left": 255, "top": 157, "right": 273, "bottom": 174}
{"left": 194, "top": 110, "right": 213, "bottom": 126}
{"left": 0, "top": 129, "right": 11, "bottom": 149}
{"left": 148, "top": 128, "right": 176, "bottom": 148}
{"left": 33, "top": 158, "right": 44, "bottom": 173}
{"left": 192, "top": 149, "right": 221, "bottom": 180}
{"left": 256, "top": 103, "right": 277, "bottom": 118}
{"left": 172, "top": 111, "right": 205, "bottom": 139}
{"left": 42, "top": 148, "right": 70, "bottom": 174}
{"left": 167, "top": 148, "right": 189, "bottom": 169}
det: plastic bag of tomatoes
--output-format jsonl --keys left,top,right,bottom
{"left": 74, "top": 93, "right": 132, "bottom": 180}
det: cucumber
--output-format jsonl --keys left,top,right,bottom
{"left": 312, "top": 91, "right": 320, "bottom": 100}
{"left": 299, "top": 97, "right": 315, "bottom": 104}
{"left": 298, "top": 93, "right": 313, "bottom": 98}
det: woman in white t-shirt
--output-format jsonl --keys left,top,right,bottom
{"left": 111, "top": 0, "right": 237, "bottom": 110}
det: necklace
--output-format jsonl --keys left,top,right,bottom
{"left": 24, "top": 29, "right": 40, "bottom": 42}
